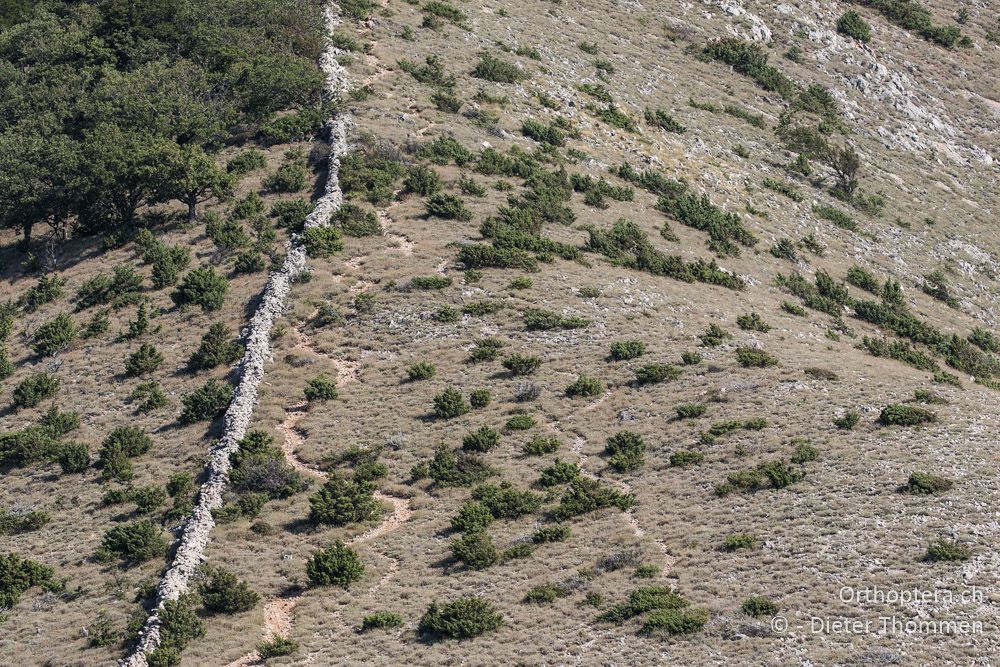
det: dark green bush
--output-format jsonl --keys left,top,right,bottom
{"left": 171, "top": 267, "right": 228, "bottom": 311}
{"left": 598, "top": 586, "right": 689, "bottom": 624}
{"left": 532, "top": 525, "right": 571, "bottom": 543}
{"left": 409, "top": 275, "right": 452, "bottom": 290}
{"left": 469, "top": 389, "right": 491, "bottom": 408}
{"left": 737, "top": 312, "right": 771, "bottom": 332}
{"left": 610, "top": 340, "right": 645, "bottom": 361}
{"left": 32, "top": 313, "right": 77, "bottom": 356}
{"left": 472, "top": 53, "right": 529, "bottom": 83}
{"left": 502, "top": 354, "right": 542, "bottom": 376}
{"left": 0, "top": 553, "right": 58, "bottom": 611}
{"left": 901, "top": 471, "right": 953, "bottom": 495}
{"left": 20, "top": 275, "right": 65, "bottom": 312}
{"left": 426, "top": 193, "right": 472, "bottom": 221}
{"left": 418, "top": 596, "right": 504, "bottom": 639}
{"left": 539, "top": 459, "right": 580, "bottom": 486}
{"left": 406, "top": 362, "right": 435, "bottom": 382}
{"left": 309, "top": 476, "right": 380, "bottom": 526}
{"left": 226, "top": 149, "right": 266, "bottom": 176}
{"left": 451, "top": 500, "right": 494, "bottom": 532}
{"left": 99, "top": 520, "right": 167, "bottom": 565}
{"left": 257, "top": 637, "right": 298, "bottom": 659}
{"left": 361, "top": 611, "right": 404, "bottom": 632}
{"left": 924, "top": 539, "right": 971, "bottom": 562}
{"left": 198, "top": 565, "right": 260, "bottom": 614}
{"left": 702, "top": 38, "right": 796, "bottom": 99}
{"left": 307, "top": 541, "right": 364, "bottom": 587}
{"left": 522, "top": 436, "right": 560, "bottom": 456}
{"left": 450, "top": 530, "right": 499, "bottom": 570}
{"left": 124, "top": 344, "right": 164, "bottom": 377}
{"left": 263, "top": 163, "right": 307, "bottom": 193}
{"left": 879, "top": 404, "right": 936, "bottom": 426}
{"left": 640, "top": 607, "right": 709, "bottom": 635}
{"left": 473, "top": 482, "right": 543, "bottom": 519}
{"left": 188, "top": 323, "right": 243, "bottom": 371}
{"left": 606, "top": 431, "right": 645, "bottom": 472}
{"left": 332, "top": 203, "right": 381, "bottom": 237}
{"left": 129, "top": 381, "right": 168, "bottom": 413}
{"left": 716, "top": 460, "right": 804, "bottom": 496}
{"left": 741, "top": 596, "right": 778, "bottom": 618}
{"left": 736, "top": 347, "right": 778, "bottom": 367}
{"left": 723, "top": 534, "right": 757, "bottom": 550}
{"left": 180, "top": 379, "right": 232, "bottom": 423}
{"left": 304, "top": 375, "right": 338, "bottom": 401}
{"left": 462, "top": 426, "right": 500, "bottom": 453}
{"left": 554, "top": 477, "right": 634, "bottom": 520}
{"left": 834, "top": 410, "right": 860, "bottom": 430}
{"left": 428, "top": 447, "right": 495, "bottom": 487}
{"left": 433, "top": 387, "right": 470, "bottom": 419}
{"left": 403, "top": 165, "right": 443, "bottom": 196}
{"left": 503, "top": 414, "right": 535, "bottom": 432}
{"left": 301, "top": 226, "right": 345, "bottom": 258}
{"left": 11, "top": 373, "right": 59, "bottom": 409}
{"left": 565, "top": 375, "right": 604, "bottom": 397}
{"left": 670, "top": 450, "right": 704, "bottom": 467}
{"left": 634, "top": 363, "right": 681, "bottom": 385}
{"left": 271, "top": 199, "right": 314, "bottom": 231}
{"left": 675, "top": 403, "right": 707, "bottom": 419}
{"left": 700, "top": 324, "right": 731, "bottom": 347}
{"left": 57, "top": 442, "right": 90, "bottom": 473}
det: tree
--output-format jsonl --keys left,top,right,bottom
{"left": 828, "top": 144, "right": 861, "bottom": 195}
{"left": 163, "top": 143, "right": 233, "bottom": 222}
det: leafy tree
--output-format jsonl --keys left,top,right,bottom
{"left": 306, "top": 541, "right": 364, "bottom": 588}
{"left": 163, "top": 144, "right": 234, "bottom": 221}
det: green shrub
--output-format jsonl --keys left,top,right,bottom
{"left": 361, "top": 611, "right": 404, "bottom": 632}
{"left": 606, "top": 431, "right": 645, "bottom": 472}
{"left": 640, "top": 607, "right": 709, "bottom": 635}
{"left": 433, "top": 306, "right": 459, "bottom": 323}
{"left": 32, "top": 313, "right": 76, "bottom": 356}
{"left": 834, "top": 410, "right": 860, "bottom": 430}
{"left": 264, "top": 163, "right": 307, "bottom": 193}
{"left": 770, "top": 238, "right": 798, "bottom": 261}
{"left": 406, "top": 362, "right": 435, "bottom": 381}
{"left": 469, "top": 389, "right": 491, "bottom": 408}
{"left": 879, "top": 404, "right": 936, "bottom": 426}
{"left": 0, "top": 302, "right": 14, "bottom": 341}
{"left": 0, "top": 508, "right": 51, "bottom": 535}
{"left": 644, "top": 108, "right": 685, "bottom": 133}
{"left": 99, "top": 520, "right": 167, "bottom": 565}
{"left": 924, "top": 539, "right": 971, "bottom": 562}
{"left": 150, "top": 245, "right": 191, "bottom": 288}
{"left": 503, "top": 414, "right": 535, "bottom": 432}
{"left": 429, "top": 447, "right": 495, "bottom": 487}
{"left": 418, "top": 596, "right": 504, "bottom": 639}
{"left": 702, "top": 38, "right": 796, "bottom": 99}
{"left": 451, "top": 530, "right": 499, "bottom": 570}
{"left": 598, "top": 586, "right": 689, "bottom": 624}
{"left": 837, "top": 10, "right": 872, "bottom": 42}
{"left": 304, "top": 376, "right": 338, "bottom": 401}
{"left": 532, "top": 525, "right": 570, "bottom": 543}
{"left": 434, "top": 387, "right": 470, "bottom": 419}
{"left": 75, "top": 266, "right": 143, "bottom": 310}
{"left": 257, "top": 636, "right": 298, "bottom": 659}
{"left": 565, "top": 375, "right": 604, "bottom": 398}
{"left": 462, "top": 426, "right": 500, "bottom": 453}
{"left": 554, "top": 477, "right": 634, "bottom": 520}
{"left": 403, "top": 165, "right": 443, "bottom": 196}
{"left": 20, "top": 275, "right": 65, "bottom": 312}
{"left": 271, "top": 199, "right": 314, "bottom": 231}
{"left": 737, "top": 312, "right": 771, "bottom": 332}
{"left": 470, "top": 337, "right": 505, "bottom": 362}
{"left": 523, "top": 308, "right": 589, "bottom": 331}
{"left": 129, "top": 381, "right": 168, "bottom": 413}
{"left": 722, "top": 534, "right": 757, "bottom": 551}
{"left": 198, "top": 565, "right": 260, "bottom": 614}
{"left": 521, "top": 119, "right": 565, "bottom": 146}
{"left": 332, "top": 203, "right": 381, "bottom": 237}
{"left": 11, "top": 373, "right": 59, "bottom": 409}
{"left": 675, "top": 403, "right": 707, "bottom": 419}
{"left": 451, "top": 500, "right": 494, "bottom": 533}
{"left": 901, "top": 471, "right": 953, "bottom": 495}
{"left": 226, "top": 149, "right": 266, "bottom": 176}
{"left": 736, "top": 347, "right": 778, "bottom": 367}
{"left": 171, "top": 267, "right": 228, "bottom": 311}
{"left": 426, "top": 193, "right": 472, "bottom": 221}
{"left": 472, "top": 53, "right": 529, "bottom": 83}
{"left": 124, "top": 344, "right": 164, "bottom": 377}
{"left": 0, "top": 346, "right": 12, "bottom": 381}
{"left": 206, "top": 215, "right": 249, "bottom": 251}
{"left": 634, "top": 363, "right": 681, "bottom": 385}
{"left": 301, "top": 226, "right": 345, "bottom": 257}
{"left": 741, "top": 596, "right": 778, "bottom": 618}
{"left": 509, "top": 276, "right": 533, "bottom": 289}
{"left": 716, "top": 460, "right": 805, "bottom": 496}
{"left": 57, "top": 442, "right": 90, "bottom": 473}
{"left": 610, "top": 340, "right": 645, "bottom": 361}
{"left": 680, "top": 351, "right": 702, "bottom": 365}
{"left": 409, "top": 275, "right": 452, "bottom": 290}
{"left": 188, "top": 323, "right": 243, "bottom": 371}
{"left": 132, "top": 485, "right": 167, "bottom": 515}
{"left": 502, "top": 354, "right": 541, "bottom": 376}
{"left": 670, "top": 450, "right": 704, "bottom": 467}
{"left": 473, "top": 482, "right": 543, "bottom": 519}
{"left": 307, "top": 541, "right": 364, "bottom": 587}
{"left": 309, "top": 475, "right": 380, "bottom": 526}
{"left": 523, "top": 436, "right": 560, "bottom": 456}
{"left": 700, "top": 324, "right": 732, "bottom": 347}
{"left": 539, "top": 459, "right": 580, "bottom": 486}
{"left": 0, "top": 553, "right": 58, "bottom": 610}
{"left": 180, "top": 379, "right": 232, "bottom": 423}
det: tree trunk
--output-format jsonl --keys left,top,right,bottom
{"left": 21, "top": 218, "right": 32, "bottom": 250}
{"left": 187, "top": 198, "right": 198, "bottom": 223}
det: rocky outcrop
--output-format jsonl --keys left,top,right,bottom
{"left": 119, "top": 4, "right": 349, "bottom": 666}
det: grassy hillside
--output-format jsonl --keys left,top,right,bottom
{"left": 2, "top": 0, "right": 998, "bottom": 665}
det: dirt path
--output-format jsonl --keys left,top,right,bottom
{"left": 224, "top": 405, "right": 412, "bottom": 667}
{"left": 290, "top": 323, "right": 360, "bottom": 385}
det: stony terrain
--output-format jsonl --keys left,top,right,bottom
{"left": 2, "top": 1, "right": 999, "bottom": 666}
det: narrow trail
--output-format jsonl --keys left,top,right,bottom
{"left": 289, "top": 323, "right": 360, "bottom": 385}
{"left": 225, "top": 401, "right": 412, "bottom": 667}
